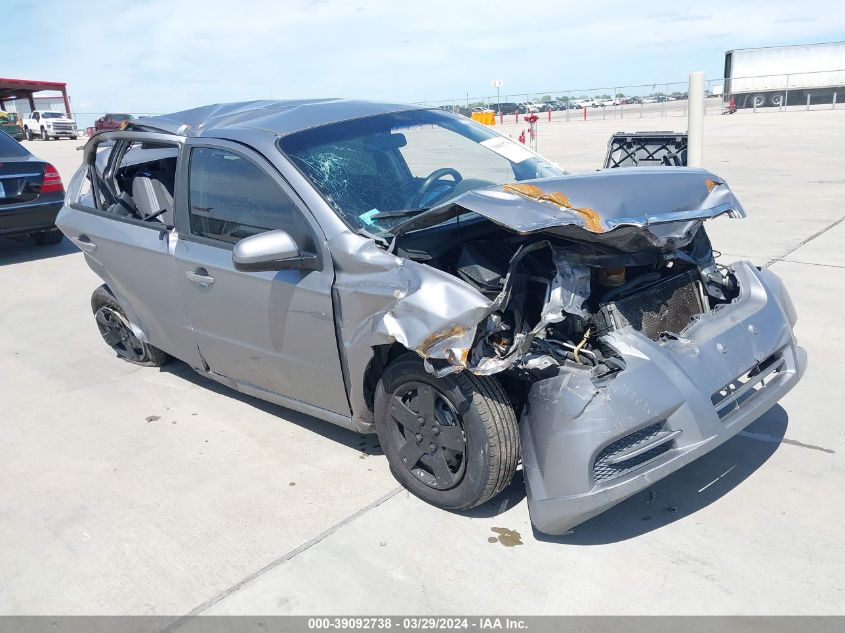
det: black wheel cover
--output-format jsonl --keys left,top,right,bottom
{"left": 388, "top": 380, "right": 467, "bottom": 490}
{"left": 95, "top": 306, "right": 148, "bottom": 363}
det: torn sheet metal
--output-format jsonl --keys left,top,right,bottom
{"left": 329, "top": 168, "right": 746, "bottom": 427}
{"left": 331, "top": 231, "right": 599, "bottom": 428}
{"left": 389, "top": 167, "right": 745, "bottom": 249}
{"left": 327, "top": 232, "right": 491, "bottom": 428}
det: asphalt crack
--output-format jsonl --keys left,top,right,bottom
{"left": 739, "top": 430, "right": 836, "bottom": 454}
{"left": 163, "top": 486, "right": 402, "bottom": 630}
{"left": 765, "top": 215, "right": 845, "bottom": 268}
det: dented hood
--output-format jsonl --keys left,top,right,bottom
{"left": 390, "top": 167, "right": 744, "bottom": 243}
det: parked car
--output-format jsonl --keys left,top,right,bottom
{"left": 0, "top": 112, "right": 24, "bottom": 140}
{"left": 495, "top": 102, "right": 520, "bottom": 115}
{"left": 22, "top": 110, "right": 78, "bottom": 140}
{"left": 0, "top": 131, "right": 65, "bottom": 244}
{"left": 525, "top": 101, "right": 554, "bottom": 112}
{"left": 95, "top": 113, "right": 135, "bottom": 132}
{"left": 56, "top": 99, "right": 806, "bottom": 535}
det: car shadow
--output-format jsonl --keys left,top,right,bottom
{"left": 158, "top": 361, "right": 384, "bottom": 457}
{"left": 454, "top": 469, "right": 528, "bottom": 518}
{"left": 0, "top": 235, "right": 78, "bottom": 265}
{"left": 532, "top": 404, "right": 789, "bottom": 545}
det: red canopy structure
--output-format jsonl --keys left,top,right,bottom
{"left": 0, "top": 77, "right": 71, "bottom": 115}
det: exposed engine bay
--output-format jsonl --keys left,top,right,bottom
{"left": 394, "top": 220, "right": 739, "bottom": 382}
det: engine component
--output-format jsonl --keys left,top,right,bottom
{"left": 456, "top": 241, "right": 515, "bottom": 296}
{"left": 593, "top": 269, "right": 706, "bottom": 340}
{"left": 598, "top": 266, "right": 626, "bottom": 287}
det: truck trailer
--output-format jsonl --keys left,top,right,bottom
{"left": 724, "top": 41, "right": 845, "bottom": 108}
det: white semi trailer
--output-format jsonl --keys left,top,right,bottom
{"left": 724, "top": 41, "right": 845, "bottom": 108}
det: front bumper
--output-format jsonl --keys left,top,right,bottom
{"left": 44, "top": 127, "right": 77, "bottom": 138}
{"left": 521, "top": 261, "right": 807, "bottom": 535}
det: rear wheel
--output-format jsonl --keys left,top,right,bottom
{"left": 91, "top": 285, "right": 170, "bottom": 367}
{"left": 374, "top": 354, "right": 519, "bottom": 511}
{"left": 25, "top": 127, "right": 33, "bottom": 141}
{"left": 30, "top": 228, "right": 64, "bottom": 245}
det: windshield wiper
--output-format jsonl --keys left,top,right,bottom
{"left": 370, "top": 207, "right": 429, "bottom": 220}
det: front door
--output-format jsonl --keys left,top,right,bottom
{"left": 173, "top": 140, "right": 349, "bottom": 417}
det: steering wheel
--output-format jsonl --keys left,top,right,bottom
{"left": 409, "top": 167, "right": 463, "bottom": 208}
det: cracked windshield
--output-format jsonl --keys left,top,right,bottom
{"left": 279, "top": 108, "right": 563, "bottom": 235}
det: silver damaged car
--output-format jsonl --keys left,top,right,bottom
{"left": 57, "top": 100, "right": 807, "bottom": 535}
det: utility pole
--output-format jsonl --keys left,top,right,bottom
{"left": 491, "top": 79, "right": 503, "bottom": 114}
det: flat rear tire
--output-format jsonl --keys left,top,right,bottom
{"left": 91, "top": 285, "right": 170, "bottom": 367}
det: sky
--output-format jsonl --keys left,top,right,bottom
{"left": 7, "top": 0, "right": 845, "bottom": 117}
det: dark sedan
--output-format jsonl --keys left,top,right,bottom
{"left": 495, "top": 102, "right": 520, "bottom": 115}
{"left": 0, "top": 131, "right": 65, "bottom": 244}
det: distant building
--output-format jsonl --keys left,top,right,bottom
{"left": 3, "top": 95, "right": 70, "bottom": 115}
{"left": 0, "top": 77, "right": 72, "bottom": 116}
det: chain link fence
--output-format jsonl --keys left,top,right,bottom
{"left": 13, "top": 70, "right": 844, "bottom": 135}
{"left": 418, "top": 70, "right": 845, "bottom": 122}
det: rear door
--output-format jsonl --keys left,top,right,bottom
{"left": 173, "top": 138, "right": 349, "bottom": 417}
{"left": 56, "top": 132, "right": 205, "bottom": 368}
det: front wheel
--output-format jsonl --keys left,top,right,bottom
{"left": 41, "top": 127, "right": 48, "bottom": 140}
{"left": 374, "top": 354, "right": 519, "bottom": 511}
{"left": 91, "top": 285, "right": 170, "bottom": 367}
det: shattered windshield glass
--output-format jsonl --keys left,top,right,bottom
{"left": 278, "top": 109, "right": 563, "bottom": 235}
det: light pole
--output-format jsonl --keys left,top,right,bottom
{"left": 491, "top": 79, "right": 503, "bottom": 115}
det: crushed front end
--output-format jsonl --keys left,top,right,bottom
{"left": 519, "top": 261, "right": 805, "bottom": 534}
{"left": 341, "top": 167, "right": 806, "bottom": 534}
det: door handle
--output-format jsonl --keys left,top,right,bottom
{"left": 72, "top": 234, "right": 97, "bottom": 253}
{"left": 186, "top": 268, "right": 215, "bottom": 287}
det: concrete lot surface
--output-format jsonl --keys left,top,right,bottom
{"left": 1, "top": 110, "right": 844, "bottom": 615}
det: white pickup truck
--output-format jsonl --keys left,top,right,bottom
{"left": 22, "top": 110, "right": 78, "bottom": 141}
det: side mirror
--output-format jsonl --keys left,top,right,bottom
{"left": 232, "top": 229, "right": 319, "bottom": 272}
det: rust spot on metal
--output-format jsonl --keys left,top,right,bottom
{"left": 416, "top": 325, "right": 468, "bottom": 356}
{"left": 504, "top": 183, "right": 572, "bottom": 208}
{"left": 574, "top": 207, "right": 604, "bottom": 233}
{"left": 504, "top": 183, "right": 604, "bottom": 232}
{"left": 705, "top": 179, "right": 721, "bottom": 192}
{"left": 445, "top": 347, "right": 469, "bottom": 367}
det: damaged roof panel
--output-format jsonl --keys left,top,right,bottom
{"left": 130, "top": 99, "right": 422, "bottom": 138}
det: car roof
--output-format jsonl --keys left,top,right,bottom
{"left": 130, "top": 99, "right": 424, "bottom": 138}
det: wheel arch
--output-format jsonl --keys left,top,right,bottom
{"left": 362, "top": 342, "right": 414, "bottom": 413}
{"left": 90, "top": 282, "right": 150, "bottom": 344}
